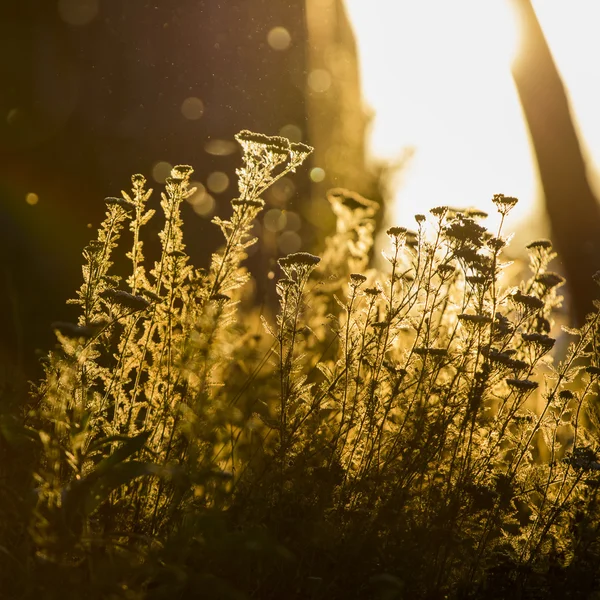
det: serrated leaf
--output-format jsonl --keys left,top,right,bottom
{"left": 261, "top": 315, "right": 277, "bottom": 339}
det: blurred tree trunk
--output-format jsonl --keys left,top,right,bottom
{"left": 305, "top": 0, "right": 384, "bottom": 238}
{"left": 509, "top": 0, "right": 600, "bottom": 324}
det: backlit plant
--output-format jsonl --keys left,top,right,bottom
{"left": 6, "top": 131, "right": 600, "bottom": 598}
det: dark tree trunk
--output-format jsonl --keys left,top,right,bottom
{"left": 509, "top": 0, "right": 600, "bottom": 324}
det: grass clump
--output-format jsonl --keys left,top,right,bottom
{"left": 3, "top": 131, "right": 600, "bottom": 598}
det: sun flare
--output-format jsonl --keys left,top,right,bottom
{"left": 345, "top": 0, "right": 600, "bottom": 236}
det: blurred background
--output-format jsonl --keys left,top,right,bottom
{"left": 2, "top": 0, "right": 600, "bottom": 379}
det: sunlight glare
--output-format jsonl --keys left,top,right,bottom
{"left": 344, "top": 0, "right": 537, "bottom": 234}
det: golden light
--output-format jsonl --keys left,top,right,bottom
{"left": 267, "top": 26, "right": 292, "bottom": 51}
{"left": 345, "top": 0, "right": 600, "bottom": 236}
{"left": 181, "top": 97, "right": 204, "bottom": 120}
{"left": 152, "top": 161, "right": 173, "bottom": 183}
{"left": 25, "top": 192, "right": 39, "bottom": 206}
{"left": 207, "top": 171, "right": 230, "bottom": 194}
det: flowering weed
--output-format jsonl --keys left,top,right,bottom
{"left": 7, "top": 133, "right": 600, "bottom": 598}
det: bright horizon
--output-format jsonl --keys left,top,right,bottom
{"left": 344, "top": 0, "right": 600, "bottom": 238}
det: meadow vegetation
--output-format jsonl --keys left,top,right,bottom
{"left": 2, "top": 130, "right": 600, "bottom": 598}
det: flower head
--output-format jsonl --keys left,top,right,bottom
{"left": 492, "top": 194, "right": 518, "bottom": 216}
{"left": 105, "top": 197, "right": 136, "bottom": 214}
{"left": 235, "top": 130, "right": 291, "bottom": 156}
{"left": 430, "top": 206, "right": 449, "bottom": 219}
{"left": 278, "top": 252, "right": 321, "bottom": 268}
{"left": 506, "top": 378, "right": 538, "bottom": 392}
{"left": 349, "top": 273, "right": 367, "bottom": 288}
{"left": 526, "top": 239, "right": 552, "bottom": 250}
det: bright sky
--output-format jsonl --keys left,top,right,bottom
{"left": 344, "top": 0, "right": 600, "bottom": 236}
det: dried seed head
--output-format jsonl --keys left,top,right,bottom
{"left": 171, "top": 165, "right": 193, "bottom": 179}
{"left": 437, "top": 264, "right": 455, "bottom": 276}
{"left": 465, "top": 208, "right": 488, "bottom": 219}
{"left": 484, "top": 348, "right": 527, "bottom": 371}
{"left": 492, "top": 194, "right": 518, "bottom": 215}
{"left": 415, "top": 214, "right": 426, "bottom": 223}
{"left": 131, "top": 173, "right": 146, "bottom": 188}
{"left": 522, "top": 333, "right": 556, "bottom": 352}
{"left": 458, "top": 313, "right": 493, "bottom": 326}
{"left": 105, "top": 197, "right": 136, "bottom": 214}
{"left": 466, "top": 275, "right": 487, "bottom": 286}
{"left": 235, "top": 130, "right": 291, "bottom": 156}
{"left": 535, "top": 272, "right": 565, "bottom": 289}
{"left": 165, "top": 176, "right": 185, "bottom": 187}
{"left": 511, "top": 290, "right": 544, "bottom": 311}
{"left": 387, "top": 226, "right": 408, "bottom": 238}
{"left": 231, "top": 198, "right": 265, "bottom": 209}
{"left": 526, "top": 239, "right": 552, "bottom": 250}
{"left": 565, "top": 447, "right": 600, "bottom": 471}
{"left": 430, "top": 206, "right": 449, "bottom": 218}
{"left": 506, "top": 378, "right": 538, "bottom": 392}
{"left": 364, "top": 286, "right": 381, "bottom": 296}
{"left": 278, "top": 252, "right": 321, "bottom": 268}
{"left": 349, "top": 273, "right": 367, "bottom": 287}
{"left": 487, "top": 237, "right": 506, "bottom": 251}
{"left": 101, "top": 289, "right": 151, "bottom": 311}
{"left": 445, "top": 217, "right": 487, "bottom": 246}
{"left": 290, "top": 141, "right": 312, "bottom": 154}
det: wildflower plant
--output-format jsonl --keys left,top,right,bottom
{"left": 24, "top": 133, "right": 600, "bottom": 598}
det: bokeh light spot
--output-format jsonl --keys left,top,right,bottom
{"left": 186, "top": 181, "right": 207, "bottom": 205}
{"left": 279, "top": 124, "right": 303, "bottom": 142}
{"left": 207, "top": 172, "right": 229, "bottom": 194}
{"left": 205, "top": 139, "right": 237, "bottom": 156}
{"left": 310, "top": 167, "right": 326, "bottom": 183}
{"left": 152, "top": 161, "right": 173, "bottom": 184}
{"left": 267, "top": 26, "right": 292, "bottom": 51}
{"left": 192, "top": 193, "right": 215, "bottom": 218}
{"left": 268, "top": 177, "right": 296, "bottom": 205}
{"left": 181, "top": 97, "right": 204, "bottom": 120}
{"left": 278, "top": 231, "right": 302, "bottom": 254}
{"left": 284, "top": 211, "right": 302, "bottom": 232}
{"left": 6, "top": 108, "right": 21, "bottom": 126}
{"left": 58, "top": 0, "right": 98, "bottom": 26}
{"left": 308, "top": 69, "right": 332, "bottom": 93}
{"left": 25, "top": 192, "right": 39, "bottom": 206}
{"left": 264, "top": 209, "right": 287, "bottom": 232}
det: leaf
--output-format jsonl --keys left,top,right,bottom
{"left": 260, "top": 315, "right": 277, "bottom": 339}
{"left": 87, "top": 433, "right": 150, "bottom": 455}
{"left": 561, "top": 325, "right": 580, "bottom": 336}
{"left": 92, "top": 430, "right": 150, "bottom": 479}
{"left": 83, "top": 460, "right": 158, "bottom": 515}
{"left": 61, "top": 432, "right": 152, "bottom": 530}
